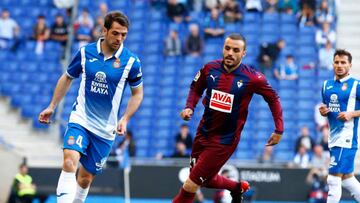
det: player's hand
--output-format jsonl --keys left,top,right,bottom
{"left": 180, "top": 108, "right": 193, "bottom": 121}
{"left": 266, "top": 133, "right": 282, "bottom": 146}
{"left": 117, "top": 117, "right": 128, "bottom": 136}
{"left": 337, "top": 111, "right": 353, "bottom": 121}
{"left": 38, "top": 107, "right": 54, "bottom": 124}
{"left": 318, "top": 104, "right": 330, "bottom": 116}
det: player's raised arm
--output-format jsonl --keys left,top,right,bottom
{"left": 253, "top": 73, "right": 284, "bottom": 145}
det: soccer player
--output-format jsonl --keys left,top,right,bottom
{"left": 38, "top": 11, "right": 143, "bottom": 203}
{"left": 173, "top": 34, "right": 284, "bottom": 203}
{"left": 319, "top": 49, "right": 360, "bottom": 203}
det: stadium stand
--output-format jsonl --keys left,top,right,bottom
{"left": 0, "top": 0, "right": 336, "bottom": 162}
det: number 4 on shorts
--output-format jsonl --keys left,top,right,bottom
{"left": 76, "top": 135, "right": 83, "bottom": 148}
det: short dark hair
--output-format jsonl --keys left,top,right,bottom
{"left": 226, "top": 33, "right": 247, "bottom": 50}
{"left": 334, "top": 49, "right": 352, "bottom": 63}
{"left": 104, "top": 11, "right": 130, "bottom": 30}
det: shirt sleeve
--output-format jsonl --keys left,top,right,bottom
{"left": 185, "top": 66, "right": 207, "bottom": 110}
{"left": 128, "top": 57, "right": 143, "bottom": 88}
{"left": 253, "top": 72, "right": 284, "bottom": 134}
{"left": 356, "top": 80, "right": 360, "bottom": 100}
{"left": 322, "top": 81, "right": 327, "bottom": 104}
{"left": 66, "top": 49, "right": 83, "bottom": 79}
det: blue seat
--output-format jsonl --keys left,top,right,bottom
{"left": 244, "top": 13, "right": 261, "bottom": 23}
{"left": 263, "top": 13, "right": 280, "bottom": 23}
{"left": 280, "top": 24, "right": 297, "bottom": 35}
{"left": 280, "top": 13, "right": 296, "bottom": 24}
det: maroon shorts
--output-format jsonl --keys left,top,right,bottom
{"left": 189, "top": 134, "right": 239, "bottom": 185}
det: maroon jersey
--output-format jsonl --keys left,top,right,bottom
{"left": 186, "top": 59, "right": 284, "bottom": 144}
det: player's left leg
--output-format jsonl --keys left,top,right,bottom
{"left": 74, "top": 130, "right": 114, "bottom": 203}
{"left": 342, "top": 173, "right": 360, "bottom": 202}
{"left": 73, "top": 166, "right": 94, "bottom": 203}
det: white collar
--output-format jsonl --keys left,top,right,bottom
{"left": 96, "top": 38, "right": 123, "bottom": 59}
{"left": 335, "top": 74, "right": 351, "bottom": 83}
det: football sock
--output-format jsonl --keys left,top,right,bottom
{"left": 203, "top": 175, "right": 239, "bottom": 192}
{"left": 327, "top": 175, "right": 342, "bottom": 203}
{"left": 342, "top": 176, "right": 360, "bottom": 201}
{"left": 56, "top": 170, "right": 77, "bottom": 203}
{"left": 73, "top": 183, "right": 89, "bottom": 203}
{"left": 173, "top": 187, "right": 196, "bottom": 203}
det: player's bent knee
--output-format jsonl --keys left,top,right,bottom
{"left": 78, "top": 176, "right": 92, "bottom": 188}
{"left": 183, "top": 178, "right": 200, "bottom": 193}
{"left": 63, "top": 157, "right": 78, "bottom": 172}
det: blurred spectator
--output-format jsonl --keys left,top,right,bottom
{"left": 92, "top": 16, "right": 104, "bottom": 41}
{"left": 223, "top": 0, "right": 243, "bottom": 23}
{"left": 50, "top": 14, "right": 68, "bottom": 47}
{"left": 32, "top": 15, "right": 50, "bottom": 55}
{"left": 245, "top": 0, "right": 263, "bottom": 12}
{"left": 203, "top": 8, "right": 225, "bottom": 39}
{"left": 274, "top": 54, "right": 298, "bottom": 80}
{"left": 314, "top": 103, "right": 328, "bottom": 132}
{"left": 97, "top": 2, "right": 108, "bottom": 18}
{"left": 76, "top": 18, "right": 92, "bottom": 48}
{"left": 167, "top": 0, "right": 189, "bottom": 23}
{"left": 264, "top": 0, "right": 279, "bottom": 13}
{"left": 318, "top": 126, "right": 329, "bottom": 152}
{"left": 316, "top": 0, "right": 334, "bottom": 26}
{"left": 204, "top": 0, "right": 227, "bottom": 10}
{"left": 258, "top": 146, "right": 274, "bottom": 164}
{"left": 77, "top": 8, "right": 94, "bottom": 29}
{"left": 108, "top": 130, "right": 136, "bottom": 168}
{"left": 306, "top": 167, "right": 328, "bottom": 203}
{"left": 300, "top": 0, "right": 316, "bottom": 11}
{"left": 0, "top": 9, "right": 20, "bottom": 50}
{"left": 184, "top": 23, "right": 204, "bottom": 56}
{"left": 171, "top": 142, "right": 188, "bottom": 158}
{"left": 257, "top": 39, "right": 286, "bottom": 76}
{"left": 297, "top": 3, "right": 317, "bottom": 27}
{"left": 295, "top": 126, "right": 315, "bottom": 153}
{"left": 10, "top": 163, "right": 36, "bottom": 203}
{"left": 175, "top": 123, "right": 193, "bottom": 150}
{"left": 195, "top": 190, "right": 205, "bottom": 203}
{"left": 315, "top": 22, "right": 336, "bottom": 47}
{"left": 293, "top": 145, "right": 311, "bottom": 168}
{"left": 310, "top": 145, "right": 330, "bottom": 169}
{"left": 278, "top": 0, "right": 298, "bottom": 14}
{"left": 164, "top": 29, "right": 182, "bottom": 56}
{"left": 318, "top": 40, "right": 335, "bottom": 70}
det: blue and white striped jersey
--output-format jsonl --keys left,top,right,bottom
{"left": 322, "top": 75, "right": 360, "bottom": 149}
{"left": 66, "top": 38, "right": 143, "bottom": 140}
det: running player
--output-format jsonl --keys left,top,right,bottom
{"left": 173, "top": 33, "right": 284, "bottom": 203}
{"left": 38, "top": 11, "right": 143, "bottom": 203}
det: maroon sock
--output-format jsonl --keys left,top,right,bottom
{"left": 203, "top": 175, "right": 239, "bottom": 192}
{"left": 173, "top": 187, "right": 196, "bottom": 203}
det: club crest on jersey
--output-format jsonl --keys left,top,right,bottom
{"left": 67, "top": 136, "right": 75, "bottom": 145}
{"left": 237, "top": 80, "right": 243, "bottom": 88}
{"left": 113, "top": 58, "right": 120, "bottom": 68}
{"left": 342, "top": 83, "right": 348, "bottom": 91}
{"left": 194, "top": 71, "right": 201, "bottom": 82}
{"left": 209, "top": 89, "right": 234, "bottom": 113}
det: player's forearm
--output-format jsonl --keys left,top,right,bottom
{"left": 350, "top": 110, "right": 360, "bottom": 119}
{"left": 185, "top": 88, "right": 202, "bottom": 110}
{"left": 49, "top": 73, "right": 73, "bottom": 109}
{"left": 122, "top": 88, "right": 143, "bottom": 121}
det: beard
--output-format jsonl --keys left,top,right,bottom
{"left": 223, "top": 57, "right": 240, "bottom": 69}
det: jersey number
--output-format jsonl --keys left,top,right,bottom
{"left": 76, "top": 136, "right": 83, "bottom": 148}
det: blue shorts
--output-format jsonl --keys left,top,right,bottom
{"left": 63, "top": 123, "right": 114, "bottom": 175}
{"left": 329, "top": 147, "right": 357, "bottom": 175}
